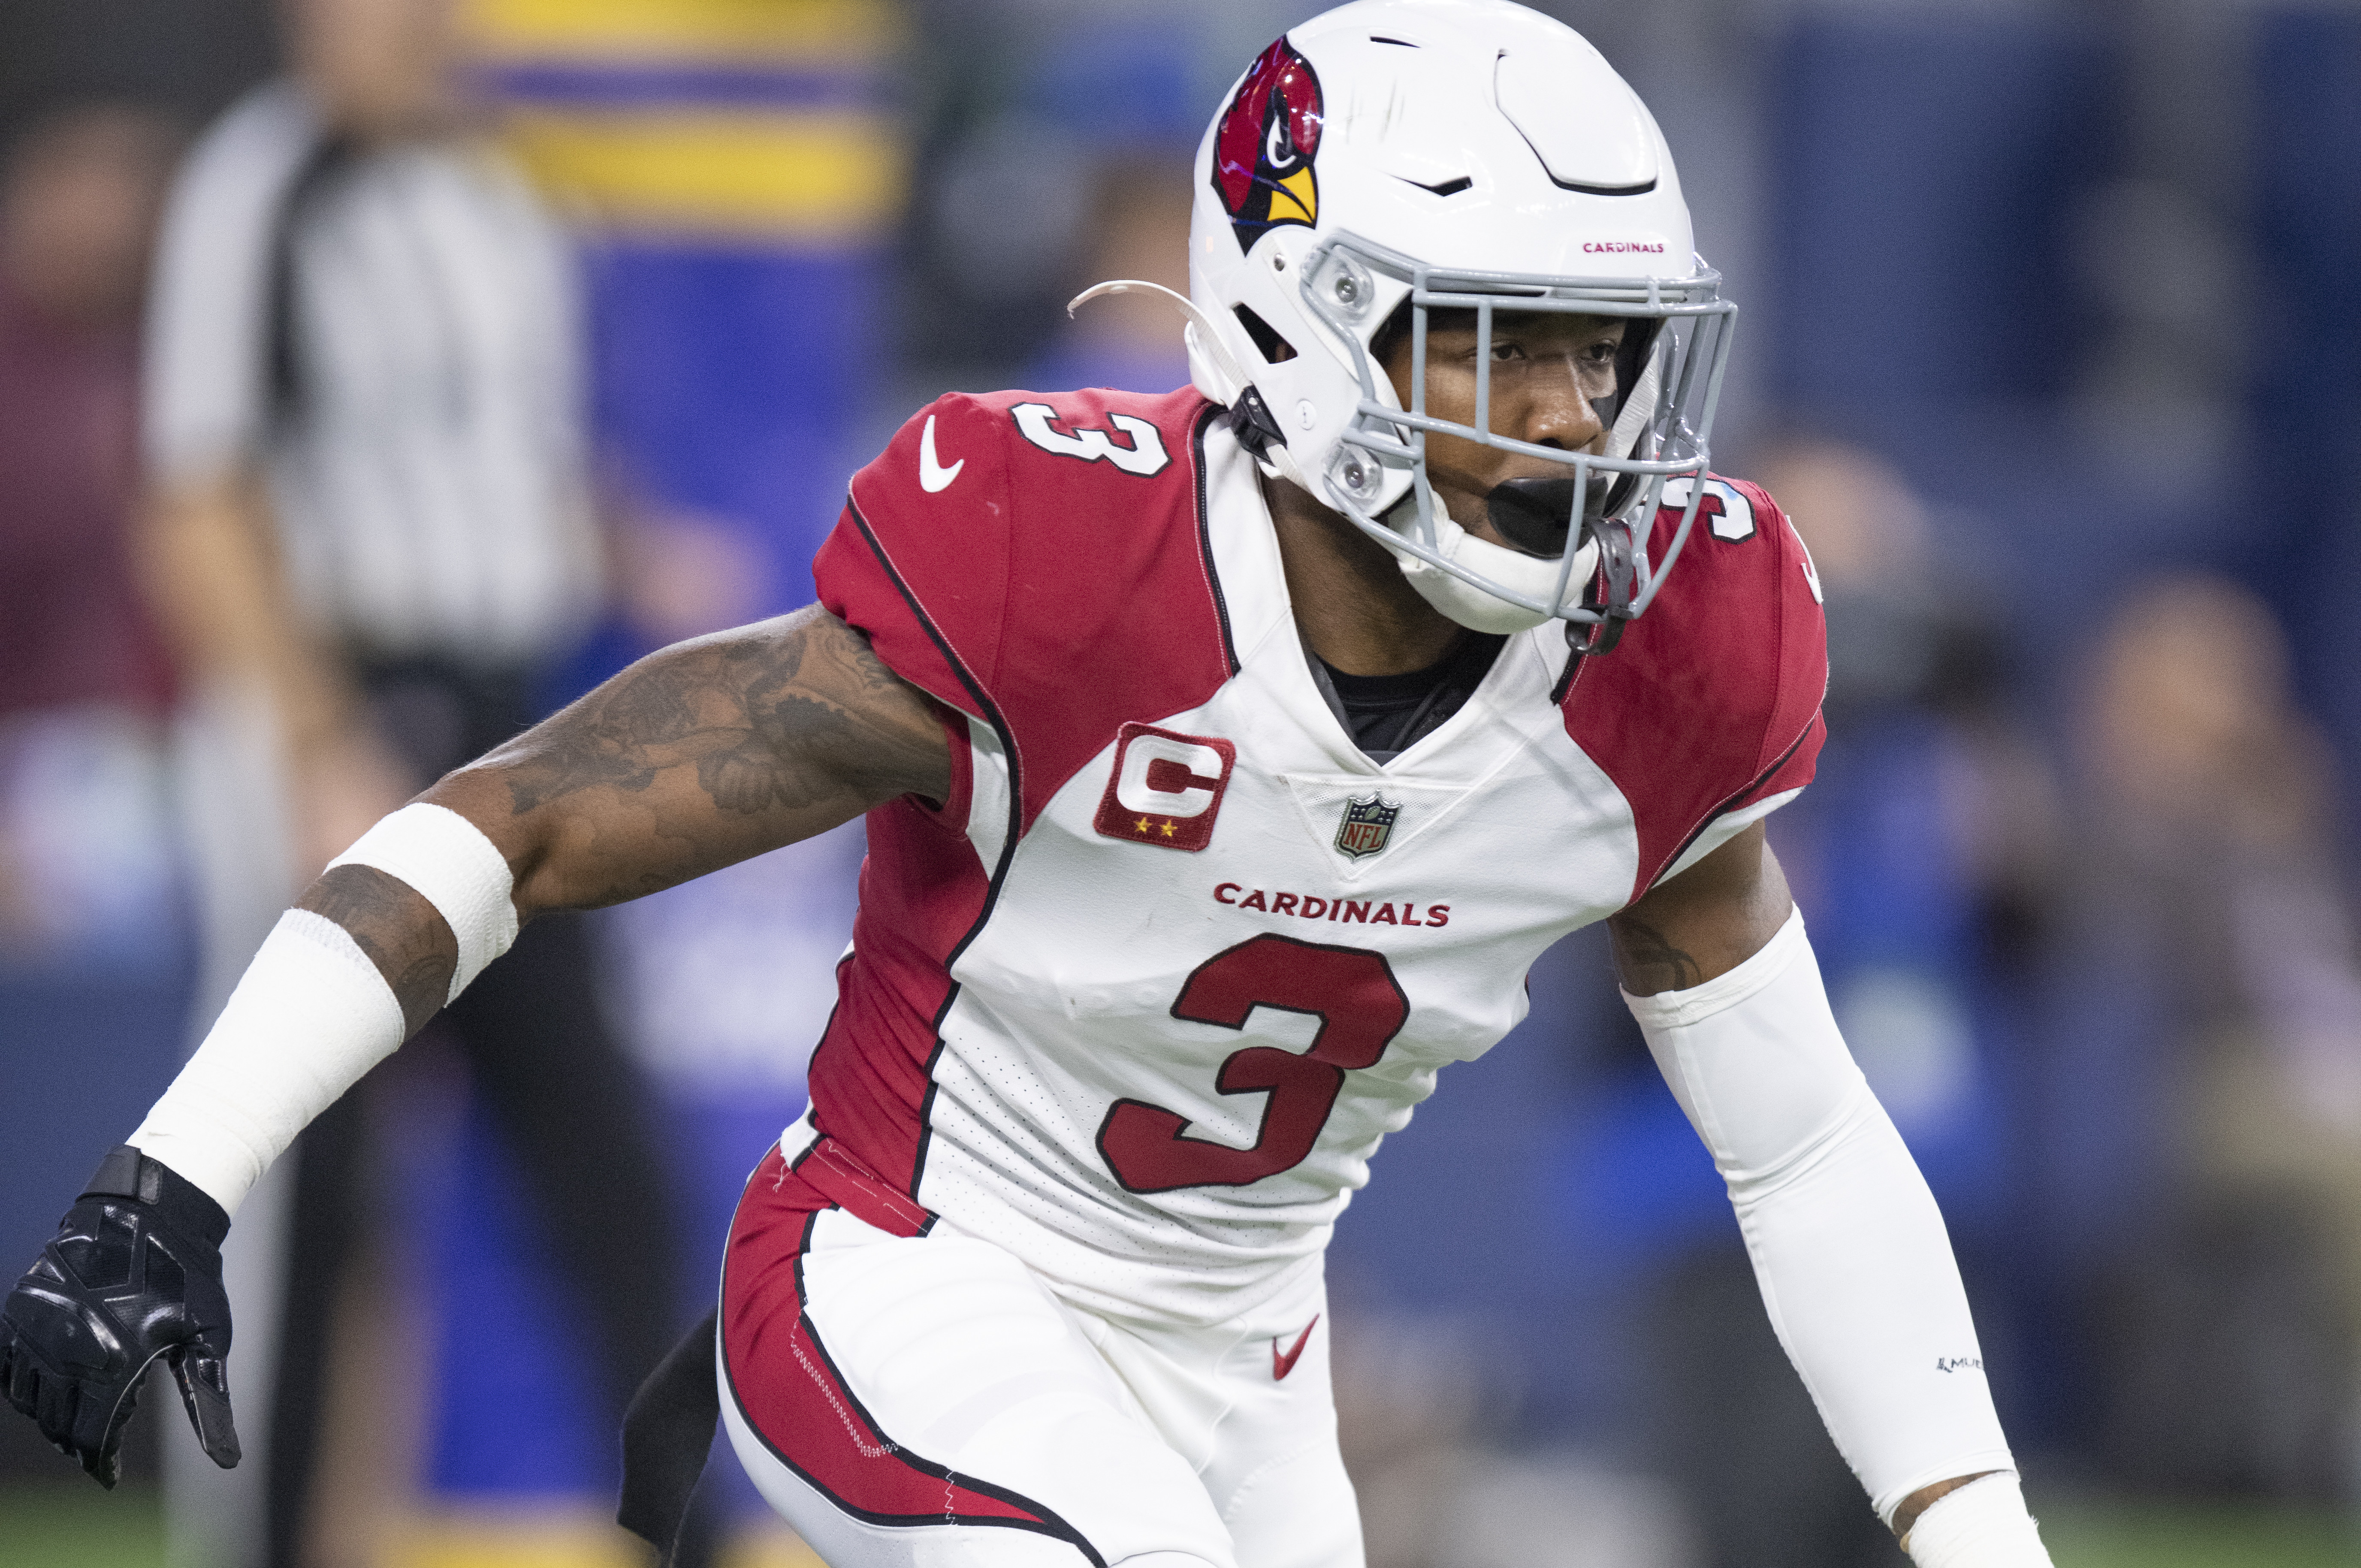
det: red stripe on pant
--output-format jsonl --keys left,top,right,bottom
{"left": 721, "top": 1142, "right": 1097, "bottom": 1554}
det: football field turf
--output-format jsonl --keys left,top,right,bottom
{"left": 0, "top": 1487, "right": 825, "bottom": 1568}
{"left": 2035, "top": 1501, "right": 2360, "bottom": 1568}
{"left": 0, "top": 1488, "right": 2352, "bottom": 1568}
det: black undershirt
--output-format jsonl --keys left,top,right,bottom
{"left": 1314, "top": 632, "right": 1507, "bottom": 762}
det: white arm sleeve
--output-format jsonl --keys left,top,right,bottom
{"left": 1625, "top": 907, "right": 2016, "bottom": 1525}
{"left": 128, "top": 909, "right": 403, "bottom": 1217}
{"left": 128, "top": 804, "right": 522, "bottom": 1217}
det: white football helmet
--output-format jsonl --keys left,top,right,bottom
{"left": 1081, "top": 0, "right": 1735, "bottom": 646}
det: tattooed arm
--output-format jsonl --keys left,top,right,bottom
{"left": 294, "top": 606, "right": 951, "bottom": 1029}
{"left": 1606, "top": 822, "right": 1792, "bottom": 995}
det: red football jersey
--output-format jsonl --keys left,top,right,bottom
{"left": 801, "top": 386, "right": 1825, "bottom": 1323}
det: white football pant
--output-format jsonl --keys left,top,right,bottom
{"left": 719, "top": 1142, "right": 1361, "bottom": 1568}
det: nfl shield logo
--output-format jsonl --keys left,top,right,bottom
{"left": 1334, "top": 795, "right": 1400, "bottom": 859}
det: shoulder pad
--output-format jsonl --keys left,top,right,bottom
{"left": 1562, "top": 473, "right": 1828, "bottom": 898}
{"left": 817, "top": 387, "right": 1235, "bottom": 836}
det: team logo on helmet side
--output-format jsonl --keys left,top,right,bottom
{"left": 1212, "top": 37, "right": 1324, "bottom": 254}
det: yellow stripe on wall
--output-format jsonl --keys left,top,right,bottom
{"left": 389, "top": 1509, "right": 642, "bottom": 1568}
{"left": 505, "top": 109, "right": 905, "bottom": 241}
{"left": 387, "top": 1508, "right": 826, "bottom": 1568}
{"left": 468, "top": 0, "right": 899, "bottom": 65}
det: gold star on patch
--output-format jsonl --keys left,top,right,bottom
{"left": 1134, "top": 816, "right": 1152, "bottom": 833}
{"left": 1159, "top": 820, "right": 1175, "bottom": 837}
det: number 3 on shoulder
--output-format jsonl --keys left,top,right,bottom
{"left": 1011, "top": 403, "right": 1172, "bottom": 477}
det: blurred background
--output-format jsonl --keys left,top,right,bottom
{"left": 2, "top": 1, "right": 2359, "bottom": 1566}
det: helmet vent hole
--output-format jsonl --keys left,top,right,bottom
{"left": 1233, "top": 305, "right": 1298, "bottom": 365}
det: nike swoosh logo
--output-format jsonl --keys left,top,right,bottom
{"left": 1271, "top": 1314, "right": 1319, "bottom": 1381}
{"left": 919, "top": 414, "right": 963, "bottom": 493}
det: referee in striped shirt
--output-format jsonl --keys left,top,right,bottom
{"left": 138, "top": 0, "right": 681, "bottom": 1561}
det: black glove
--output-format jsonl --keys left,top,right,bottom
{"left": 0, "top": 1145, "right": 242, "bottom": 1486}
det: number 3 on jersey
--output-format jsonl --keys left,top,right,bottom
{"left": 1012, "top": 402, "right": 1171, "bottom": 476}
{"left": 1098, "top": 935, "right": 1407, "bottom": 1192}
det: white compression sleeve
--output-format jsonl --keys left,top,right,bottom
{"left": 128, "top": 909, "right": 405, "bottom": 1217}
{"left": 1625, "top": 907, "right": 2017, "bottom": 1526}
{"left": 1903, "top": 1474, "right": 2051, "bottom": 1567}
{"left": 327, "top": 802, "right": 519, "bottom": 1001}
{"left": 127, "top": 805, "right": 519, "bottom": 1218}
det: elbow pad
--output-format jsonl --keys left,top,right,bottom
{"left": 328, "top": 803, "right": 519, "bottom": 1001}
{"left": 1625, "top": 908, "right": 2015, "bottom": 1525}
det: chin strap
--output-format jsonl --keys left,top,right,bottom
{"left": 1224, "top": 386, "right": 1288, "bottom": 462}
{"left": 1567, "top": 516, "right": 1639, "bottom": 657}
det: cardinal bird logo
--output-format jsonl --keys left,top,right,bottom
{"left": 1212, "top": 37, "right": 1325, "bottom": 254}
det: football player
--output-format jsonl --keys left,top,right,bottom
{"left": 0, "top": 4, "right": 2051, "bottom": 1565}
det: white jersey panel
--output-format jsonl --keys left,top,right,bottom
{"left": 910, "top": 429, "right": 1652, "bottom": 1324}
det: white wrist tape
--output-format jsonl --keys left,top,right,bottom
{"left": 328, "top": 802, "right": 519, "bottom": 1002}
{"left": 1625, "top": 908, "right": 2015, "bottom": 1524}
{"left": 127, "top": 910, "right": 405, "bottom": 1217}
{"left": 1904, "top": 1474, "right": 2051, "bottom": 1567}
